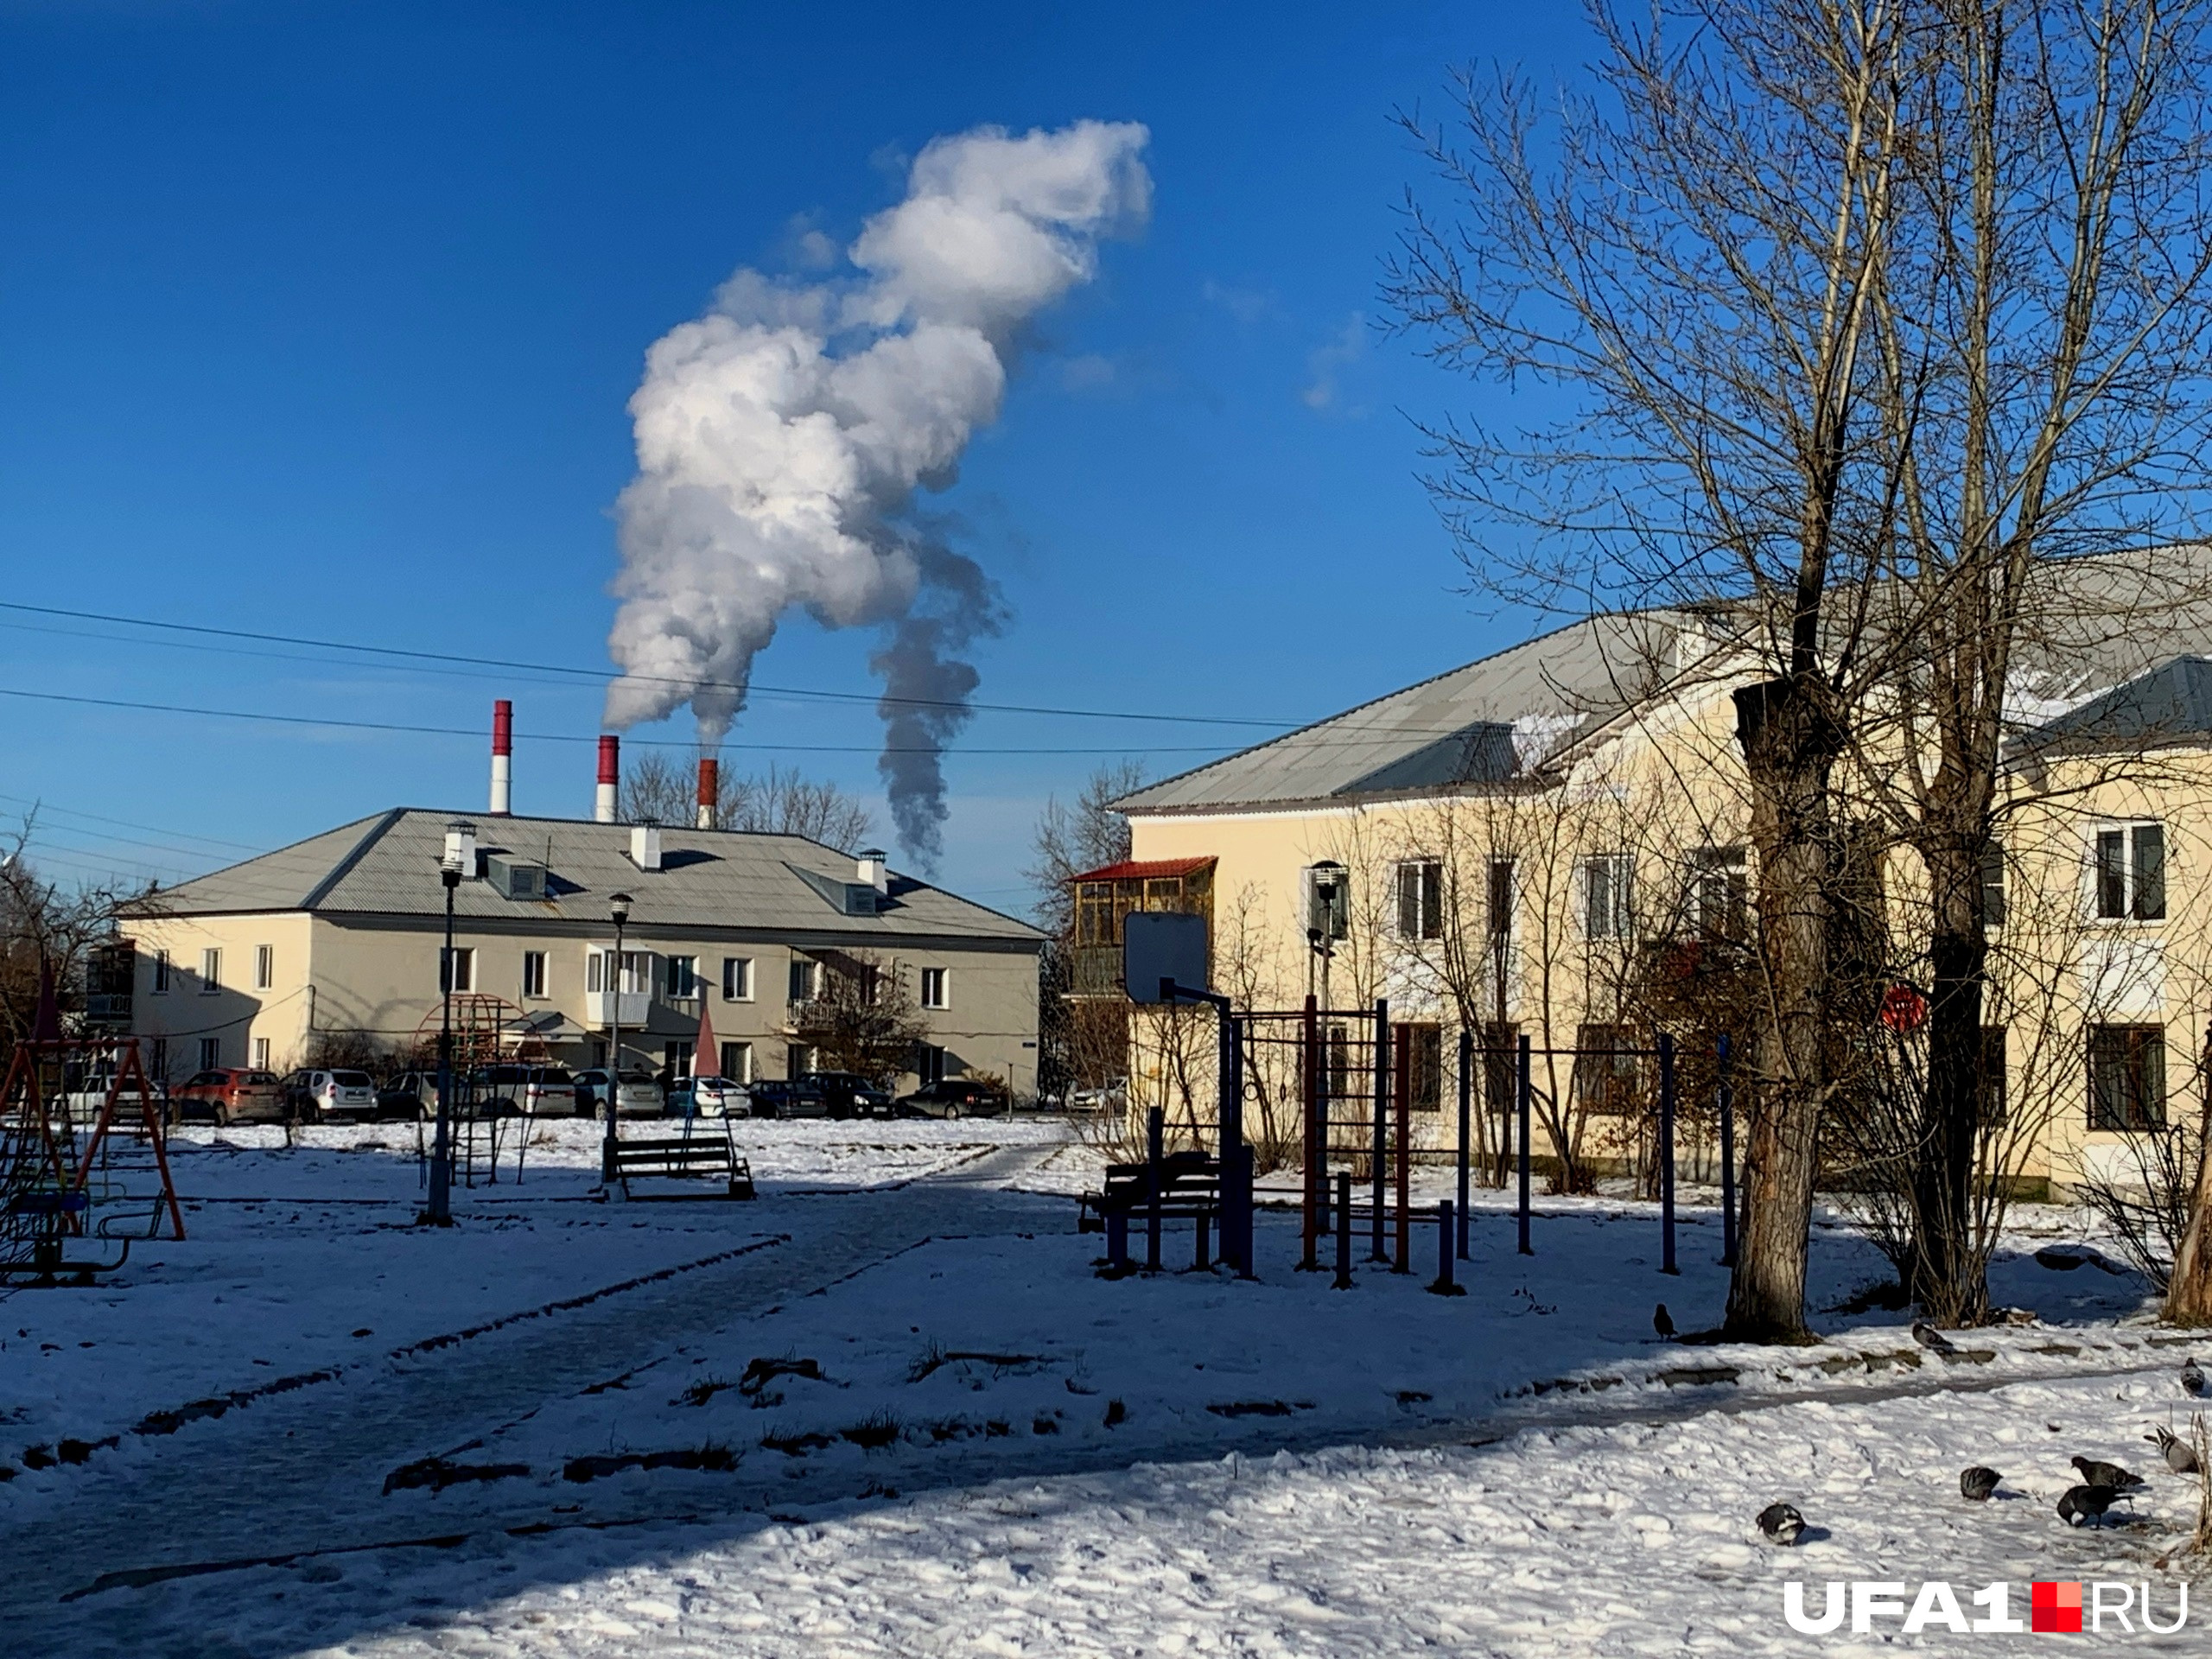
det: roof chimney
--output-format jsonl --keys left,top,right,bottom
{"left": 856, "top": 848, "right": 888, "bottom": 893}
{"left": 595, "top": 734, "right": 620, "bottom": 824}
{"left": 696, "top": 755, "right": 719, "bottom": 830}
{"left": 489, "top": 699, "right": 513, "bottom": 816}
{"left": 629, "top": 822, "right": 664, "bottom": 871}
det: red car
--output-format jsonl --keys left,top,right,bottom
{"left": 171, "top": 1068, "right": 285, "bottom": 1124}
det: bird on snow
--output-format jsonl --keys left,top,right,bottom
{"left": 1959, "top": 1465, "right": 2001, "bottom": 1502}
{"left": 2147, "top": 1427, "right": 2201, "bottom": 1476}
{"left": 1757, "top": 1503, "right": 1806, "bottom": 1546}
{"left": 1910, "top": 1321, "right": 1957, "bottom": 1354}
{"left": 2183, "top": 1358, "right": 2209, "bottom": 1398}
{"left": 1654, "top": 1303, "right": 1675, "bottom": 1341}
{"left": 2056, "top": 1484, "right": 2120, "bottom": 1527}
{"left": 2070, "top": 1455, "right": 2146, "bottom": 1491}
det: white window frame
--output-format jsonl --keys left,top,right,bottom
{"left": 788, "top": 957, "right": 820, "bottom": 1004}
{"left": 721, "top": 1040, "right": 755, "bottom": 1084}
{"left": 521, "top": 950, "right": 548, "bottom": 1000}
{"left": 1394, "top": 858, "right": 1444, "bottom": 941}
{"left": 666, "top": 955, "right": 699, "bottom": 1001}
{"left": 200, "top": 947, "right": 222, "bottom": 994}
{"left": 441, "top": 945, "right": 476, "bottom": 994}
{"left": 722, "top": 956, "right": 754, "bottom": 1001}
{"left": 920, "top": 966, "right": 950, "bottom": 1010}
{"left": 151, "top": 948, "right": 170, "bottom": 995}
{"left": 254, "top": 944, "right": 274, "bottom": 991}
{"left": 2091, "top": 820, "right": 2165, "bottom": 923}
{"left": 252, "top": 1035, "right": 270, "bottom": 1071}
{"left": 198, "top": 1036, "right": 221, "bottom": 1071}
{"left": 1581, "top": 854, "right": 1634, "bottom": 941}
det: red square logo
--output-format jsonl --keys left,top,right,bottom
{"left": 2031, "top": 1580, "right": 2083, "bottom": 1634}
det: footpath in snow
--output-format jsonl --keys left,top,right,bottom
{"left": 5, "top": 1116, "right": 2207, "bottom": 1656}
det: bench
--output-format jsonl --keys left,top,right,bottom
{"left": 3, "top": 1190, "right": 130, "bottom": 1284}
{"left": 1079, "top": 1150, "right": 1220, "bottom": 1273}
{"left": 608, "top": 1128, "right": 755, "bottom": 1201}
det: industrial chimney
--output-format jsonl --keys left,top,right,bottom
{"left": 595, "top": 734, "right": 620, "bottom": 823}
{"left": 489, "top": 699, "right": 513, "bottom": 816}
{"left": 696, "top": 756, "right": 719, "bottom": 830}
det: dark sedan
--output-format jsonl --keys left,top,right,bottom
{"left": 804, "top": 1071, "right": 893, "bottom": 1120}
{"left": 746, "top": 1078, "right": 830, "bottom": 1120}
{"left": 893, "top": 1077, "right": 1009, "bottom": 1120}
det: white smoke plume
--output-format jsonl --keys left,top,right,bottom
{"left": 603, "top": 119, "right": 1152, "bottom": 866}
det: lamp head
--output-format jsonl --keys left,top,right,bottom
{"left": 610, "top": 891, "right": 633, "bottom": 929}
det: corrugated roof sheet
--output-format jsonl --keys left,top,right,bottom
{"left": 1070, "top": 857, "right": 1216, "bottom": 883}
{"left": 129, "top": 810, "right": 1040, "bottom": 944}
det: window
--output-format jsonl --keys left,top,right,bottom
{"left": 1691, "top": 847, "right": 1749, "bottom": 939}
{"left": 663, "top": 1040, "right": 693, "bottom": 1080}
{"left": 920, "top": 967, "right": 949, "bottom": 1009}
{"left": 786, "top": 1043, "right": 816, "bottom": 1079}
{"left": 1977, "top": 1027, "right": 2008, "bottom": 1127}
{"left": 198, "top": 1037, "right": 221, "bottom": 1071}
{"left": 152, "top": 949, "right": 170, "bottom": 994}
{"left": 439, "top": 946, "right": 476, "bottom": 994}
{"left": 1480, "top": 1022, "right": 1517, "bottom": 1117}
{"left": 200, "top": 947, "right": 222, "bottom": 994}
{"left": 1404, "top": 1023, "right": 1443, "bottom": 1112}
{"left": 917, "top": 1042, "right": 947, "bottom": 1084}
{"left": 588, "top": 950, "right": 648, "bottom": 994}
{"left": 666, "top": 955, "right": 698, "bottom": 1001}
{"left": 2088, "top": 1024, "right": 2165, "bottom": 1130}
{"left": 1487, "top": 859, "right": 1515, "bottom": 942}
{"left": 2094, "top": 823, "right": 2165, "bottom": 920}
{"left": 252, "top": 1036, "right": 270, "bottom": 1070}
{"left": 721, "top": 957, "right": 753, "bottom": 1001}
{"left": 1395, "top": 860, "right": 1443, "bottom": 941}
{"left": 521, "top": 950, "right": 547, "bottom": 999}
{"left": 587, "top": 950, "right": 602, "bottom": 994}
{"left": 254, "top": 944, "right": 273, "bottom": 991}
{"left": 720, "top": 1040, "right": 754, "bottom": 1084}
{"left": 1981, "top": 842, "right": 2006, "bottom": 928}
{"left": 1572, "top": 1024, "right": 1641, "bottom": 1115}
{"left": 149, "top": 1037, "right": 168, "bottom": 1082}
{"left": 788, "top": 957, "right": 820, "bottom": 1003}
{"left": 1582, "top": 855, "right": 1634, "bottom": 941}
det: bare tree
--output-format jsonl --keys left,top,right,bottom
{"left": 1391, "top": 1, "right": 1914, "bottom": 1338}
{"left": 1026, "top": 761, "right": 1147, "bottom": 1107}
{"left": 1, "top": 817, "right": 148, "bottom": 1063}
{"left": 623, "top": 754, "right": 876, "bottom": 850}
{"left": 790, "top": 950, "right": 929, "bottom": 1086}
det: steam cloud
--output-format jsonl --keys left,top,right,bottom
{"left": 603, "top": 119, "right": 1152, "bottom": 866}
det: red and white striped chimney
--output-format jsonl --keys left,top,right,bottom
{"left": 488, "top": 699, "right": 513, "bottom": 816}
{"left": 595, "top": 734, "right": 620, "bottom": 823}
{"left": 696, "top": 756, "right": 719, "bottom": 830}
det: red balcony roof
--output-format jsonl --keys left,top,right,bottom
{"left": 1071, "top": 856, "right": 1216, "bottom": 883}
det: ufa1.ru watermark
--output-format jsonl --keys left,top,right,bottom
{"left": 1784, "top": 1581, "right": 2188, "bottom": 1635}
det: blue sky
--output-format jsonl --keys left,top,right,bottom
{"left": 0, "top": 0, "right": 1593, "bottom": 911}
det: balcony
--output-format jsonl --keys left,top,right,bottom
{"left": 1070, "top": 945, "right": 1124, "bottom": 999}
{"left": 588, "top": 990, "right": 650, "bottom": 1028}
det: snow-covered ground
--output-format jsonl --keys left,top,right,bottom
{"left": 7, "top": 1117, "right": 2208, "bottom": 1656}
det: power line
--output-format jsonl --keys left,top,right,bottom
{"left": 0, "top": 600, "right": 1299, "bottom": 730}
{"left": 0, "top": 788, "right": 265, "bottom": 854}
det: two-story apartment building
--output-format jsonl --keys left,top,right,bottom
{"left": 116, "top": 808, "right": 1042, "bottom": 1096}
{"left": 1081, "top": 544, "right": 2212, "bottom": 1197}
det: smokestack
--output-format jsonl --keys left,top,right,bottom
{"left": 595, "top": 734, "right": 619, "bottom": 823}
{"left": 696, "top": 756, "right": 719, "bottom": 830}
{"left": 489, "top": 699, "right": 513, "bottom": 816}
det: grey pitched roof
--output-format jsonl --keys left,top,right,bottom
{"left": 1116, "top": 611, "right": 1692, "bottom": 814}
{"left": 130, "top": 810, "right": 1040, "bottom": 945}
{"left": 2014, "top": 655, "right": 2212, "bottom": 756}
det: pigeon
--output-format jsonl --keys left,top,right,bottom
{"left": 1654, "top": 1303, "right": 1676, "bottom": 1341}
{"left": 1959, "top": 1465, "right": 2001, "bottom": 1502}
{"left": 2057, "top": 1484, "right": 2120, "bottom": 1527}
{"left": 1757, "top": 1502, "right": 1806, "bottom": 1545}
{"left": 2148, "top": 1427, "right": 2201, "bottom": 1476}
{"left": 2070, "top": 1455, "right": 2146, "bottom": 1491}
{"left": 2183, "top": 1358, "right": 2209, "bottom": 1398}
{"left": 1911, "top": 1321, "right": 1957, "bottom": 1354}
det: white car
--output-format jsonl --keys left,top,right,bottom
{"left": 678, "top": 1075, "right": 751, "bottom": 1119}
{"left": 288, "top": 1068, "right": 376, "bottom": 1122}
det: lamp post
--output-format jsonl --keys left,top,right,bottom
{"left": 601, "top": 891, "right": 632, "bottom": 1187}
{"left": 423, "top": 827, "right": 466, "bottom": 1227}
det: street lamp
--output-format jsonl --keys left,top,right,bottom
{"left": 601, "top": 890, "right": 633, "bottom": 1187}
{"left": 423, "top": 821, "right": 472, "bottom": 1226}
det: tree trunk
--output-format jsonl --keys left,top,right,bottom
{"left": 1725, "top": 676, "right": 1841, "bottom": 1344}
{"left": 2166, "top": 1027, "right": 2212, "bottom": 1325}
{"left": 1911, "top": 834, "right": 1991, "bottom": 1325}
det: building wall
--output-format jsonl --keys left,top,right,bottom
{"left": 124, "top": 910, "right": 1039, "bottom": 1095}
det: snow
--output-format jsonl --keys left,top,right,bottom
{"left": 6, "top": 1116, "right": 2209, "bottom": 1656}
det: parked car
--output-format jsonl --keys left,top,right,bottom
{"left": 375, "top": 1071, "right": 438, "bottom": 1120}
{"left": 666, "top": 1074, "right": 751, "bottom": 1118}
{"left": 282, "top": 1068, "right": 378, "bottom": 1122}
{"left": 575, "top": 1067, "right": 664, "bottom": 1119}
{"left": 894, "top": 1077, "right": 1010, "bottom": 1120}
{"left": 804, "top": 1071, "right": 893, "bottom": 1120}
{"left": 745, "top": 1077, "right": 829, "bottom": 1120}
{"left": 171, "top": 1068, "right": 283, "bottom": 1125}
{"left": 467, "top": 1064, "right": 579, "bottom": 1118}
